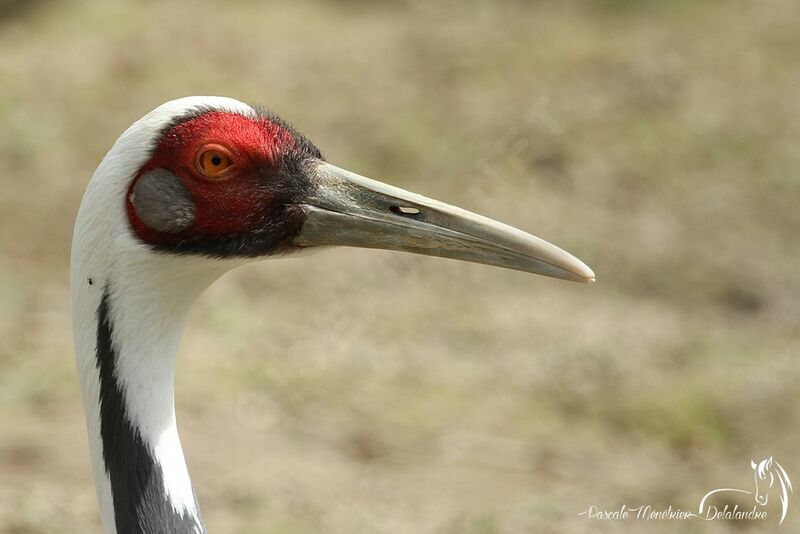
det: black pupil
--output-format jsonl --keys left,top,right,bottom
{"left": 211, "top": 155, "right": 222, "bottom": 166}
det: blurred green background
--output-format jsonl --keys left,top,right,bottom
{"left": 1, "top": 0, "right": 799, "bottom": 532}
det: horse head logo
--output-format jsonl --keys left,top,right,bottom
{"left": 751, "top": 456, "right": 793, "bottom": 522}
{"left": 699, "top": 456, "right": 793, "bottom": 525}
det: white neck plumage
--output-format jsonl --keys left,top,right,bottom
{"left": 72, "top": 249, "right": 232, "bottom": 534}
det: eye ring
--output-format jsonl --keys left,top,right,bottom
{"left": 195, "top": 144, "right": 235, "bottom": 180}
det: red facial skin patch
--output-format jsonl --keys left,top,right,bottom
{"left": 126, "top": 111, "right": 308, "bottom": 249}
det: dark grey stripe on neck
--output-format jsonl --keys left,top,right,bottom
{"left": 96, "top": 288, "right": 204, "bottom": 534}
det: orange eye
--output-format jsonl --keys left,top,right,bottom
{"left": 196, "top": 146, "right": 234, "bottom": 179}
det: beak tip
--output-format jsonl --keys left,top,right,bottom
{"left": 570, "top": 263, "right": 595, "bottom": 284}
{"left": 560, "top": 252, "right": 597, "bottom": 284}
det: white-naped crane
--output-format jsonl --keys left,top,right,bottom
{"left": 71, "top": 96, "right": 594, "bottom": 533}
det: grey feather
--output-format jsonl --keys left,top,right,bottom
{"left": 132, "top": 168, "right": 195, "bottom": 233}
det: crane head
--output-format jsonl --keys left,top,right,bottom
{"left": 126, "top": 108, "right": 319, "bottom": 257}
{"left": 118, "top": 97, "right": 594, "bottom": 282}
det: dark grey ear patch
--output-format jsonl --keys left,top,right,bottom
{"left": 131, "top": 168, "right": 195, "bottom": 233}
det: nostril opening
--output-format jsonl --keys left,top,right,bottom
{"left": 390, "top": 205, "right": 421, "bottom": 216}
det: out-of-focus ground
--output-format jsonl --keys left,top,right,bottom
{"left": 1, "top": 0, "right": 799, "bottom": 532}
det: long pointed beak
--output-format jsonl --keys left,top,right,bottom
{"left": 292, "top": 161, "right": 595, "bottom": 283}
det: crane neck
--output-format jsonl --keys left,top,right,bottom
{"left": 72, "top": 249, "right": 235, "bottom": 534}
{"left": 69, "top": 96, "right": 258, "bottom": 534}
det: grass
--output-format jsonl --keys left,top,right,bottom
{"left": 1, "top": 0, "right": 799, "bottom": 532}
